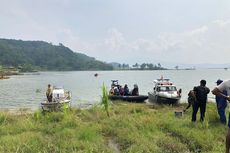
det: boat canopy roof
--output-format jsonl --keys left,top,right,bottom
{"left": 156, "top": 86, "right": 177, "bottom": 91}
{"left": 153, "top": 79, "right": 174, "bottom": 86}
{"left": 53, "top": 86, "right": 64, "bottom": 90}
{"left": 156, "top": 78, "right": 170, "bottom": 82}
{"left": 52, "top": 88, "right": 65, "bottom": 98}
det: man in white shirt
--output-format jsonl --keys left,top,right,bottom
{"left": 212, "top": 80, "right": 230, "bottom": 153}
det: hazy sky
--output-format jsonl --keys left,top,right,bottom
{"left": 1, "top": 0, "right": 230, "bottom": 65}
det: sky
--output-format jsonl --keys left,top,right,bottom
{"left": 1, "top": 0, "right": 230, "bottom": 66}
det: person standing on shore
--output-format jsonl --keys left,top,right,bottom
{"left": 212, "top": 80, "right": 230, "bottom": 153}
{"left": 46, "top": 84, "right": 53, "bottom": 102}
{"left": 192, "top": 80, "right": 210, "bottom": 122}
{"left": 214, "top": 79, "right": 227, "bottom": 124}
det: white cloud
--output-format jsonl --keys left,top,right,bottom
{"left": 104, "top": 29, "right": 126, "bottom": 51}
{"left": 88, "top": 19, "right": 230, "bottom": 64}
{"left": 1, "top": 0, "right": 230, "bottom": 65}
{"left": 213, "top": 19, "right": 230, "bottom": 28}
{"left": 187, "top": 26, "right": 209, "bottom": 36}
{"left": 158, "top": 20, "right": 230, "bottom": 64}
{"left": 55, "top": 28, "right": 92, "bottom": 52}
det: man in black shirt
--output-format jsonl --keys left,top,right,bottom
{"left": 192, "top": 80, "right": 210, "bottom": 122}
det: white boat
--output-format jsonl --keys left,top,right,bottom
{"left": 41, "top": 86, "right": 71, "bottom": 111}
{"left": 148, "top": 78, "right": 181, "bottom": 105}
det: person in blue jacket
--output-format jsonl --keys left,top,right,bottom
{"left": 212, "top": 79, "right": 230, "bottom": 153}
{"left": 215, "top": 79, "right": 227, "bottom": 124}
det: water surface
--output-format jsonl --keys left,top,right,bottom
{"left": 0, "top": 69, "right": 228, "bottom": 109}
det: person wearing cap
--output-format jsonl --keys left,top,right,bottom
{"left": 212, "top": 80, "right": 230, "bottom": 153}
{"left": 215, "top": 79, "right": 227, "bottom": 124}
{"left": 192, "top": 80, "right": 210, "bottom": 122}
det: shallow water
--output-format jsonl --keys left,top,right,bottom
{"left": 0, "top": 69, "right": 229, "bottom": 109}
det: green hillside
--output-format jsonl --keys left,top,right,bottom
{"left": 0, "top": 39, "right": 113, "bottom": 70}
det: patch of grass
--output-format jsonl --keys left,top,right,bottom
{"left": 0, "top": 114, "right": 6, "bottom": 125}
{"left": 0, "top": 102, "right": 227, "bottom": 152}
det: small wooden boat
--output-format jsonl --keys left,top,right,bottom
{"left": 41, "top": 86, "right": 71, "bottom": 111}
{"left": 109, "top": 95, "right": 148, "bottom": 103}
{"left": 41, "top": 100, "right": 70, "bottom": 111}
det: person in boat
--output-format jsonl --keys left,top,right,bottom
{"left": 109, "top": 86, "right": 115, "bottom": 95}
{"left": 124, "top": 84, "right": 129, "bottom": 96}
{"left": 114, "top": 87, "right": 120, "bottom": 95}
{"left": 192, "top": 80, "right": 210, "bottom": 122}
{"left": 94, "top": 73, "right": 98, "bottom": 77}
{"left": 119, "top": 85, "right": 124, "bottom": 95}
{"left": 214, "top": 79, "right": 227, "bottom": 124}
{"left": 184, "top": 90, "right": 196, "bottom": 112}
{"left": 131, "top": 84, "right": 139, "bottom": 96}
{"left": 212, "top": 79, "right": 230, "bottom": 153}
{"left": 46, "top": 84, "right": 53, "bottom": 102}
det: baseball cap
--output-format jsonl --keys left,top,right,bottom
{"left": 216, "top": 79, "right": 223, "bottom": 85}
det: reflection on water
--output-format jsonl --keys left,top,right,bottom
{"left": 0, "top": 69, "right": 229, "bottom": 109}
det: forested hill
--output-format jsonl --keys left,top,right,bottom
{"left": 0, "top": 39, "right": 113, "bottom": 70}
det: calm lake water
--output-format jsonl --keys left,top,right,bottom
{"left": 0, "top": 69, "right": 229, "bottom": 110}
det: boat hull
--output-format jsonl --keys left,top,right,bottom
{"left": 41, "top": 100, "right": 71, "bottom": 111}
{"left": 148, "top": 92, "right": 180, "bottom": 105}
{"left": 109, "top": 95, "right": 148, "bottom": 103}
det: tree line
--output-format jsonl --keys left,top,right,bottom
{"left": 114, "top": 62, "right": 167, "bottom": 70}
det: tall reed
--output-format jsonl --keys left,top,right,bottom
{"left": 101, "top": 83, "right": 110, "bottom": 117}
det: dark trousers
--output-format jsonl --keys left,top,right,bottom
{"left": 216, "top": 102, "right": 227, "bottom": 124}
{"left": 47, "top": 95, "right": 52, "bottom": 102}
{"left": 192, "top": 101, "right": 206, "bottom": 122}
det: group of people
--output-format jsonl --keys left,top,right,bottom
{"left": 184, "top": 79, "right": 228, "bottom": 123}
{"left": 184, "top": 79, "right": 230, "bottom": 153}
{"left": 46, "top": 79, "right": 230, "bottom": 152}
{"left": 109, "top": 84, "right": 139, "bottom": 96}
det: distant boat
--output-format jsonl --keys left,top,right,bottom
{"left": 148, "top": 78, "right": 181, "bottom": 105}
{"left": 41, "top": 86, "right": 71, "bottom": 111}
{"left": 184, "top": 67, "right": 196, "bottom": 70}
{"left": 94, "top": 73, "right": 98, "bottom": 77}
{"left": 224, "top": 68, "right": 228, "bottom": 70}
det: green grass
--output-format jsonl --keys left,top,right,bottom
{"left": 0, "top": 102, "right": 227, "bottom": 153}
{"left": 101, "top": 83, "right": 110, "bottom": 117}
